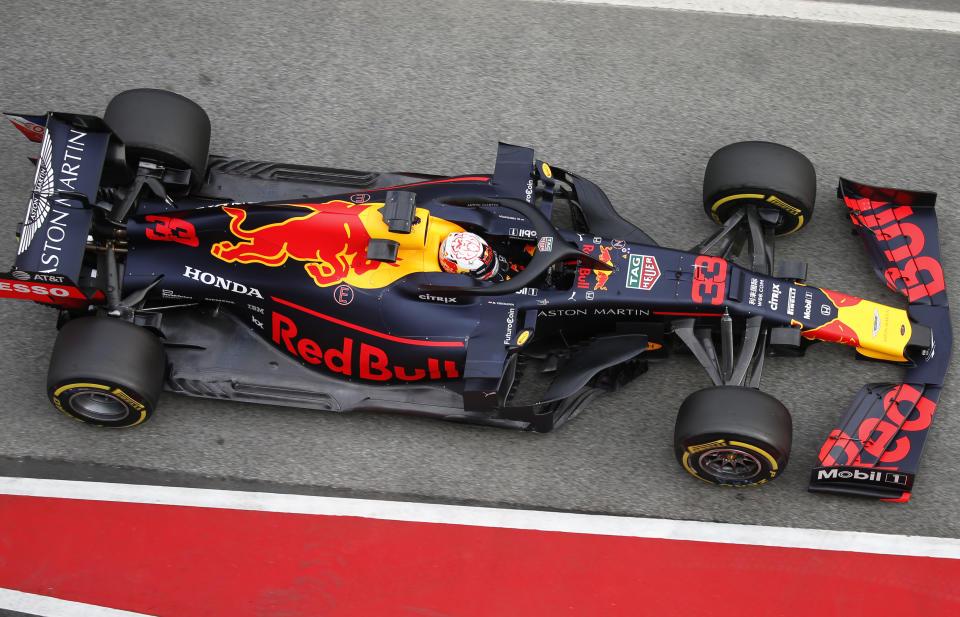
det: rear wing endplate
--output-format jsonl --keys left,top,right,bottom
{"left": 7, "top": 113, "right": 112, "bottom": 284}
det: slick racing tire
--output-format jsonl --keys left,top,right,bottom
{"left": 703, "top": 141, "right": 816, "bottom": 236}
{"left": 47, "top": 317, "right": 166, "bottom": 428}
{"left": 104, "top": 88, "right": 211, "bottom": 186}
{"left": 674, "top": 386, "right": 792, "bottom": 487}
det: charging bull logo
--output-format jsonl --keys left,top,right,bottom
{"left": 577, "top": 244, "right": 616, "bottom": 291}
{"left": 211, "top": 200, "right": 398, "bottom": 288}
{"left": 801, "top": 290, "right": 863, "bottom": 347}
{"left": 592, "top": 246, "right": 615, "bottom": 291}
{"left": 798, "top": 288, "right": 911, "bottom": 361}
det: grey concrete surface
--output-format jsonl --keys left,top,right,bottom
{"left": 809, "top": 0, "right": 960, "bottom": 11}
{"left": 0, "top": 0, "right": 958, "bottom": 536}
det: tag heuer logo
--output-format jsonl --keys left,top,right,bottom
{"left": 626, "top": 254, "right": 660, "bottom": 290}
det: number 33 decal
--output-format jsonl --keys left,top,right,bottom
{"left": 692, "top": 255, "right": 727, "bottom": 305}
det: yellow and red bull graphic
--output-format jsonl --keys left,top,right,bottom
{"left": 211, "top": 199, "right": 465, "bottom": 289}
{"left": 577, "top": 244, "right": 617, "bottom": 291}
{"left": 731, "top": 265, "right": 913, "bottom": 362}
{"left": 592, "top": 246, "right": 614, "bottom": 290}
{"left": 800, "top": 288, "right": 911, "bottom": 362}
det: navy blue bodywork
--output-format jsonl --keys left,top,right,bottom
{"left": 2, "top": 110, "right": 951, "bottom": 501}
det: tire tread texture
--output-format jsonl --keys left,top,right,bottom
{"left": 103, "top": 88, "right": 211, "bottom": 185}
{"left": 47, "top": 316, "right": 166, "bottom": 413}
{"left": 702, "top": 141, "right": 816, "bottom": 234}
{"left": 674, "top": 386, "right": 793, "bottom": 458}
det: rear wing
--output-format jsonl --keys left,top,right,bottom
{"left": 2, "top": 112, "right": 113, "bottom": 308}
{"left": 809, "top": 179, "right": 951, "bottom": 501}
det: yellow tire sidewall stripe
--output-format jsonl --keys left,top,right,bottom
{"left": 52, "top": 382, "right": 148, "bottom": 428}
{"left": 711, "top": 193, "right": 805, "bottom": 235}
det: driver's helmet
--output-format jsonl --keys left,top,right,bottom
{"left": 438, "top": 231, "right": 499, "bottom": 280}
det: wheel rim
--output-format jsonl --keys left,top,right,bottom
{"left": 68, "top": 390, "right": 130, "bottom": 422}
{"left": 699, "top": 448, "right": 763, "bottom": 481}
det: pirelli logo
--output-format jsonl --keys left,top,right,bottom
{"left": 766, "top": 195, "right": 802, "bottom": 215}
{"left": 686, "top": 439, "right": 726, "bottom": 454}
{"left": 112, "top": 388, "right": 145, "bottom": 411}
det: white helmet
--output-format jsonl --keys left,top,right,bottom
{"left": 438, "top": 232, "right": 499, "bottom": 280}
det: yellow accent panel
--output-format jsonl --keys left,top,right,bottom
{"left": 856, "top": 347, "right": 909, "bottom": 363}
{"left": 836, "top": 300, "right": 911, "bottom": 362}
{"left": 541, "top": 162, "right": 552, "bottom": 179}
{"left": 345, "top": 206, "right": 465, "bottom": 289}
{"left": 517, "top": 330, "right": 531, "bottom": 346}
{"left": 212, "top": 201, "right": 467, "bottom": 291}
{"left": 729, "top": 440, "right": 778, "bottom": 472}
{"left": 54, "top": 382, "right": 110, "bottom": 396}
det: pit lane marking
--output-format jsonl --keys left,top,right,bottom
{"left": 1, "top": 476, "right": 958, "bottom": 559}
{"left": 536, "top": 0, "right": 960, "bottom": 34}
{"left": 0, "top": 588, "right": 154, "bottom": 617}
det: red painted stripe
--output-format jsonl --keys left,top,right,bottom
{"left": 272, "top": 296, "right": 465, "bottom": 347}
{"left": 882, "top": 492, "right": 911, "bottom": 502}
{"left": 0, "top": 275, "right": 92, "bottom": 309}
{"left": 653, "top": 311, "right": 724, "bottom": 316}
{"left": 1, "top": 495, "right": 957, "bottom": 617}
{"left": 373, "top": 175, "right": 490, "bottom": 191}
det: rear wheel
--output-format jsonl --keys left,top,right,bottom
{"left": 104, "top": 88, "right": 211, "bottom": 186}
{"left": 47, "top": 317, "right": 166, "bottom": 428}
{"left": 674, "top": 386, "right": 792, "bottom": 486}
{"left": 703, "top": 141, "right": 816, "bottom": 236}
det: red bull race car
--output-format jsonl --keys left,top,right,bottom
{"left": 3, "top": 89, "right": 951, "bottom": 501}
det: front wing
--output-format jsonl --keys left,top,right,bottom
{"left": 809, "top": 179, "right": 951, "bottom": 501}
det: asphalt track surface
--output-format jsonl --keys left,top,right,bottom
{"left": 0, "top": 0, "right": 958, "bottom": 538}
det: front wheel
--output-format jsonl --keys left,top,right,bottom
{"left": 674, "top": 386, "right": 792, "bottom": 486}
{"left": 47, "top": 317, "right": 166, "bottom": 428}
{"left": 703, "top": 141, "right": 816, "bottom": 236}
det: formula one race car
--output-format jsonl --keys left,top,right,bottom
{"left": 3, "top": 90, "right": 951, "bottom": 501}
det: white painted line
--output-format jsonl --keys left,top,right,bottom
{"left": 2, "top": 476, "right": 959, "bottom": 559}
{"left": 0, "top": 588, "right": 155, "bottom": 617}
{"left": 534, "top": 0, "right": 960, "bottom": 34}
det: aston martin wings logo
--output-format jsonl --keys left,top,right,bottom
{"left": 18, "top": 129, "right": 54, "bottom": 255}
